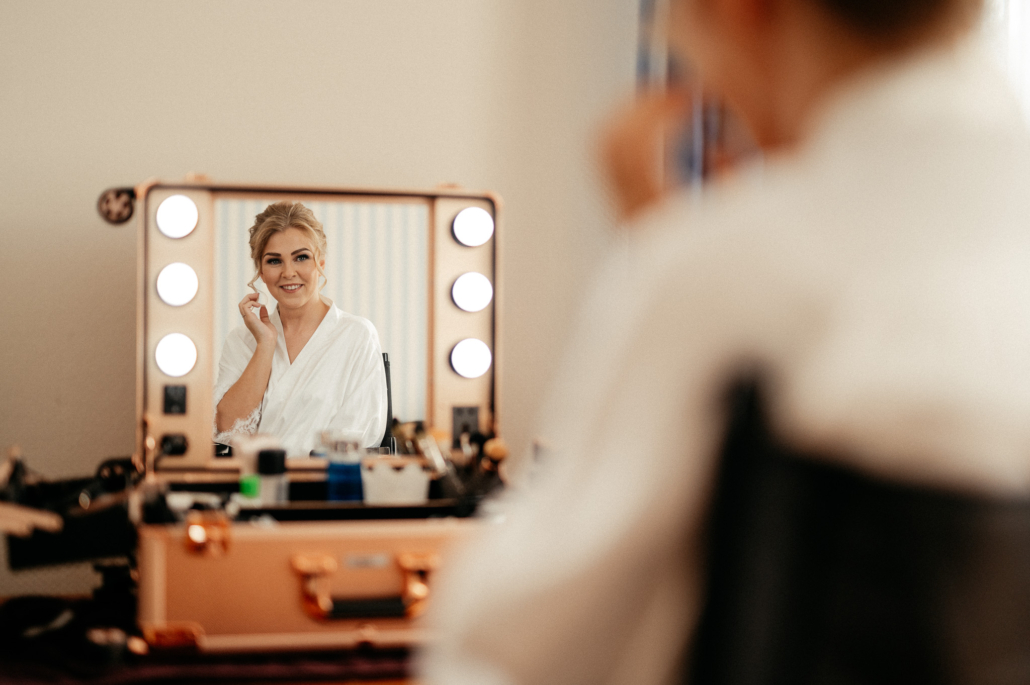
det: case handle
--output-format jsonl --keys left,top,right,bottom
{"left": 291, "top": 552, "right": 439, "bottom": 621}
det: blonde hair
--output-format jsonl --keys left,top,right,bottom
{"left": 247, "top": 201, "right": 328, "bottom": 293}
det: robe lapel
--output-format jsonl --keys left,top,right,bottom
{"left": 260, "top": 304, "right": 338, "bottom": 435}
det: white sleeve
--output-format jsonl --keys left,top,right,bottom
{"left": 212, "top": 328, "right": 260, "bottom": 442}
{"left": 420, "top": 201, "right": 785, "bottom": 685}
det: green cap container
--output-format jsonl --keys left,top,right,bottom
{"left": 240, "top": 474, "right": 261, "bottom": 499}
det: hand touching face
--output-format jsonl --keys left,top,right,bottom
{"left": 238, "top": 291, "right": 277, "bottom": 346}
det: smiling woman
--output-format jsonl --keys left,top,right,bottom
{"left": 213, "top": 201, "right": 388, "bottom": 456}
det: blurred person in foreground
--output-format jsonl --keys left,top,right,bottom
{"left": 422, "top": 0, "right": 1030, "bottom": 683}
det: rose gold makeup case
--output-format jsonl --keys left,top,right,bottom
{"left": 137, "top": 516, "right": 477, "bottom": 652}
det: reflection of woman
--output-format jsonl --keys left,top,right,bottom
{"left": 214, "top": 201, "right": 387, "bottom": 456}
{"left": 427, "top": 0, "right": 1030, "bottom": 682}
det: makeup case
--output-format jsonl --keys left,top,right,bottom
{"left": 136, "top": 514, "right": 478, "bottom": 652}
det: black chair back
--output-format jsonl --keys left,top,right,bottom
{"left": 689, "top": 380, "right": 1030, "bottom": 685}
{"left": 380, "top": 353, "right": 395, "bottom": 453}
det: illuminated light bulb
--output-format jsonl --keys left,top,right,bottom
{"left": 155, "top": 333, "right": 198, "bottom": 378}
{"left": 452, "top": 207, "right": 494, "bottom": 247}
{"left": 451, "top": 272, "right": 493, "bottom": 312}
{"left": 156, "top": 195, "right": 199, "bottom": 239}
{"left": 156, "top": 262, "right": 199, "bottom": 306}
{"left": 450, "top": 338, "right": 492, "bottom": 379}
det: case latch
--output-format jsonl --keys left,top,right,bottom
{"left": 397, "top": 552, "right": 438, "bottom": 618}
{"left": 292, "top": 551, "right": 440, "bottom": 621}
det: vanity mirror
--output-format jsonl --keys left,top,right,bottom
{"left": 132, "top": 181, "right": 500, "bottom": 475}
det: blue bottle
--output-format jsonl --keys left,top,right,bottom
{"left": 327, "top": 444, "right": 363, "bottom": 502}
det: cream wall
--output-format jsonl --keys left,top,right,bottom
{"left": 0, "top": 1, "right": 637, "bottom": 592}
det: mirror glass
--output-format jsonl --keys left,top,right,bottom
{"left": 212, "top": 195, "right": 430, "bottom": 427}
{"left": 142, "top": 183, "right": 497, "bottom": 472}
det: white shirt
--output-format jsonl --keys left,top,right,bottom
{"left": 214, "top": 300, "right": 388, "bottom": 456}
{"left": 423, "top": 42, "right": 1030, "bottom": 685}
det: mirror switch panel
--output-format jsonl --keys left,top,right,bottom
{"left": 163, "top": 385, "right": 187, "bottom": 415}
{"left": 452, "top": 406, "right": 479, "bottom": 447}
{"left": 160, "top": 434, "right": 188, "bottom": 456}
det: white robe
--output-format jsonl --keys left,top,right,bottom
{"left": 214, "top": 300, "right": 388, "bottom": 456}
{"left": 422, "top": 42, "right": 1030, "bottom": 685}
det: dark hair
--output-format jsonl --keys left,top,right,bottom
{"left": 818, "top": 0, "right": 981, "bottom": 40}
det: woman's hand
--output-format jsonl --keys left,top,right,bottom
{"left": 238, "top": 293, "right": 277, "bottom": 348}
{"left": 599, "top": 89, "right": 692, "bottom": 224}
{"left": 217, "top": 294, "right": 276, "bottom": 433}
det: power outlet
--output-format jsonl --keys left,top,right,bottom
{"left": 452, "top": 406, "right": 479, "bottom": 447}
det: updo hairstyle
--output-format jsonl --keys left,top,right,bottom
{"left": 247, "top": 201, "right": 328, "bottom": 292}
{"left": 815, "top": 0, "right": 983, "bottom": 43}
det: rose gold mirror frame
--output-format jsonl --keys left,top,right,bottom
{"left": 133, "top": 180, "right": 502, "bottom": 481}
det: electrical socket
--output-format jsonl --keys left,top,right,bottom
{"left": 452, "top": 406, "right": 479, "bottom": 447}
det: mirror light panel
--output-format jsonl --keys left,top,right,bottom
{"left": 155, "top": 333, "right": 198, "bottom": 378}
{"left": 156, "top": 195, "right": 199, "bottom": 239}
{"left": 156, "top": 262, "right": 199, "bottom": 306}
{"left": 450, "top": 338, "right": 492, "bottom": 379}
{"left": 451, "top": 272, "right": 493, "bottom": 313}
{"left": 141, "top": 185, "right": 499, "bottom": 469}
{"left": 452, "top": 207, "right": 494, "bottom": 247}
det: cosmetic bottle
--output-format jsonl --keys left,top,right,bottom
{"left": 327, "top": 441, "right": 363, "bottom": 502}
{"left": 257, "top": 448, "right": 288, "bottom": 506}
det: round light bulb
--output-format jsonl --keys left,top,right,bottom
{"left": 450, "top": 338, "right": 492, "bottom": 379}
{"left": 451, "top": 272, "right": 494, "bottom": 313}
{"left": 452, "top": 207, "right": 494, "bottom": 247}
{"left": 155, "top": 333, "right": 198, "bottom": 377}
{"left": 156, "top": 195, "right": 199, "bottom": 239}
{"left": 156, "top": 262, "right": 199, "bottom": 306}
